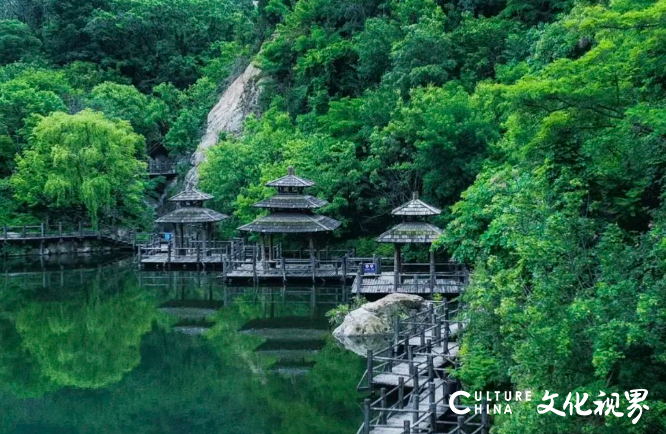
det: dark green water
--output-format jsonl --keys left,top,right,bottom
{"left": 0, "top": 255, "right": 364, "bottom": 434}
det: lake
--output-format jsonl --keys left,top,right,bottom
{"left": 0, "top": 254, "right": 364, "bottom": 434}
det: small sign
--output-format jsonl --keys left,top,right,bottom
{"left": 363, "top": 263, "right": 377, "bottom": 274}
{"left": 164, "top": 232, "right": 173, "bottom": 241}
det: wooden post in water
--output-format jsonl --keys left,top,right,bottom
{"left": 363, "top": 399, "right": 371, "bottom": 434}
{"left": 366, "top": 349, "right": 374, "bottom": 387}
{"left": 40, "top": 223, "right": 45, "bottom": 237}
{"left": 380, "top": 388, "right": 387, "bottom": 424}
{"left": 403, "top": 420, "right": 410, "bottom": 434}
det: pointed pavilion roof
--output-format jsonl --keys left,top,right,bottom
{"left": 392, "top": 192, "right": 441, "bottom": 216}
{"left": 377, "top": 222, "right": 442, "bottom": 244}
{"left": 168, "top": 187, "right": 214, "bottom": 202}
{"left": 253, "top": 194, "right": 328, "bottom": 210}
{"left": 238, "top": 212, "right": 340, "bottom": 233}
{"left": 155, "top": 207, "right": 228, "bottom": 224}
{"left": 266, "top": 167, "right": 315, "bottom": 188}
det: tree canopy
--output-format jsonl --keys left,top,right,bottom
{"left": 11, "top": 110, "right": 147, "bottom": 226}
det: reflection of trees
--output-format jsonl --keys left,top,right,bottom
{"left": 14, "top": 284, "right": 156, "bottom": 389}
{"left": 0, "top": 320, "right": 57, "bottom": 398}
{"left": 0, "top": 281, "right": 364, "bottom": 434}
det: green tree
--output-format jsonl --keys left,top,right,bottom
{"left": 0, "top": 19, "right": 43, "bottom": 65}
{"left": 11, "top": 110, "right": 147, "bottom": 226}
{"left": 87, "top": 81, "right": 168, "bottom": 149}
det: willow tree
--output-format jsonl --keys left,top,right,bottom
{"left": 10, "top": 109, "right": 147, "bottom": 226}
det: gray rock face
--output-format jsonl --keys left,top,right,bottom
{"left": 184, "top": 63, "right": 262, "bottom": 189}
{"left": 333, "top": 293, "right": 425, "bottom": 338}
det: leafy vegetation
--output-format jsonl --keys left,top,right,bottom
{"left": 325, "top": 295, "right": 368, "bottom": 326}
{"left": 4, "top": 0, "right": 666, "bottom": 431}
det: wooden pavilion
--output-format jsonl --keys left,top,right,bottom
{"left": 151, "top": 187, "right": 228, "bottom": 261}
{"left": 237, "top": 167, "right": 340, "bottom": 270}
{"left": 378, "top": 192, "right": 442, "bottom": 291}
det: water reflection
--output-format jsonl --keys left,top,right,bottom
{"left": 0, "top": 256, "right": 363, "bottom": 434}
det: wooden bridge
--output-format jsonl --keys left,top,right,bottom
{"left": 356, "top": 302, "right": 489, "bottom": 434}
{"left": 147, "top": 159, "right": 177, "bottom": 177}
{"left": 1, "top": 222, "right": 150, "bottom": 250}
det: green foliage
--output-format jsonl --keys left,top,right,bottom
{"left": 441, "top": 2, "right": 666, "bottom": 432}
{"left": 10, "top": 110, "right": 147, "bottom": 226}
{"left": 325, "top": 296, "right": 367, "bottom": 326}
{"left": 0, "top": 19, "right": 43, "bottom": 65}
{"left": 87, "top": 81, "right": 168, "bottom": 148}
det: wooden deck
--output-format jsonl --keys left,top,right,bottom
{"left": 140, "top": 252, "right": 224, "bottom": 264}
{"left": 352, "top": 272, "right": 465, "bottom": 294}
{"left": 225, "top": 262, "right": 347, "bottom": 280}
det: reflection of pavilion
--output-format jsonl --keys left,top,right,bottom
{"left": 352, "top": 193, "right": 468, "bottom": 294}
{"left": 235, "top": 285, "right": 343, "bottom": 375}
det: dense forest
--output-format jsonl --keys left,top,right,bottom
{"left": 3, "top": 0, "right": 666, "bottom": 432}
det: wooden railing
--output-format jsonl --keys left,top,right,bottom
{"left": 1, "top": 222, "right": 148, "bottom": 248}
{"left": 356, "top": 301, "right": 489, "bottom": 434}
{"left": 147, "top": 159, "right": 176, "bottom": 176}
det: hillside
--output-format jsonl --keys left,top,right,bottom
{"left": 3, "top": 0, "right": 666, "bottom": 431}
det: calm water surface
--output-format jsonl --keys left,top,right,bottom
{"left": 0, "top": 254, "right": 364, "bottom": 434}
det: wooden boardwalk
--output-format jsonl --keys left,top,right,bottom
{"left": 357, "top": 302, "right": 488, "bottom": 434}
{"left": 140, "top": 252, "right": 224, "bottom": 264}
{"left": 1, "top": 222, "right": 145, "bottom": 249}
{"left": 352, "top": 272, "right": 465, "bottom": 295}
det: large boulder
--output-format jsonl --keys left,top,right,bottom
{"left": 363, "top": 293, "right": 424, "bottom": 323}
{"left": 333, "top": 293, "right": 425, "bottom": 338}
{"left": 333, "top": 308, "right": 390, "bottom": 336}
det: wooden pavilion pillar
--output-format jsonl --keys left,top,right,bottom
{"left": 268, "top": 234, "right": 274, "bottom": 261}
{"left": 394, "top": 243, "right": 401, "bottom": 291}
{"left": 309, "top": 235, "right": 316, "bottom": 280}
{"left": 178, "top": 223, "right": 184, "bottom": 253}
{"left": 429, "top": 247, "right": 435, "bottom": 294}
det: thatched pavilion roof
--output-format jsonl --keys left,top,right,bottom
{"left": 266, "top": 167, "right": 315, "bottom": 188}
{"left": 168, "top": 188, "right": 214, "bottom": 202}
{"left": 238, "top": 212, "right": 340, "bottom": 233}
{"left": 392, "top": 192, "right": 441, "bottom": 216}
{"left": 377, "top": 222, "right": 442, "bottom": 244}
{"left": 253, "top": 194, "right": 328, "bottom": 210}
{"left": 155, "top": 207, "right": 228, "bottom": 224}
